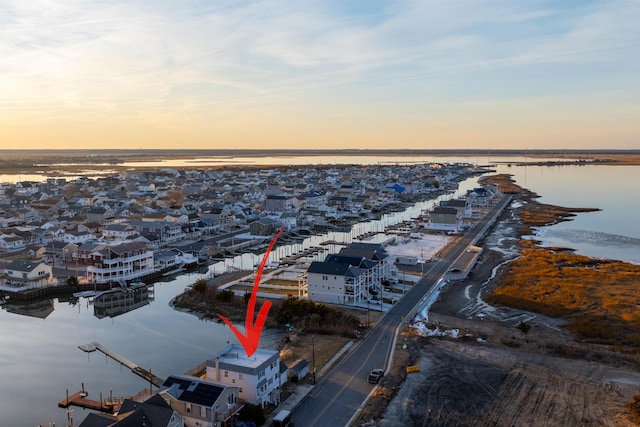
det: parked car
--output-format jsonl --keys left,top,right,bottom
{"left": 367, "top": 368, "right": 384, "bottom": 384}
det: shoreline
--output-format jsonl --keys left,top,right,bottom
{"left": 2, "top": 150, "right": 640, "bottom": 175}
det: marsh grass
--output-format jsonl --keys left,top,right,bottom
{"left": 482, "top": 174, "right": 640, "bottom": 348}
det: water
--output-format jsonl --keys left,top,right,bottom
{"left": 1, "top": 156, "right": 639, "bottom": 425}
{"left": 492, "top": 164, "right": 640, "bottom": 263}
{"left": 0, "top": 272, "right": 241, "bottom": 426}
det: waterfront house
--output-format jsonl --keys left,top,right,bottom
{"left": 206, "top": 344, "right": 284, "bottom": 408}
{"left": 86, "top": 242, "right": 155, "bottom": 284}
{"left": 307, "top": 259, "right": 366, "bottom": 306}
{"left": 159, "top": 375, "right": 241, "bottom": 427}
{"left": 306, "top": 242, "right": 391, "bottom": 306}
{"left": 2, "top": 259, "right": 54, "bottom": 288}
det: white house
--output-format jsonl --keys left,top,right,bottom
{"left": 86, "top": 242, "right": 155, "bottom": 284}
{"left": 306, "top": 243, "right": 390, "bottom": 306}
{"left": 0, "top": 233, "right": 26, "bottom": 251}
{"left": 206, "top": 344, "right": 284, "bottom": 408}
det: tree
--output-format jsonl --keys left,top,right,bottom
{"left": 166, "top": 189, "right": 185, "bottom": 209}
{"left": 66, "top": 276, "right": 79, "bottom": 286}
{"left": 192, "top": 278, "right": 208, "bottom": 294}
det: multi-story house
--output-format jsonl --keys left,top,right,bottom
{"left": 102, "top": 223, "right": 139, "bottom": 240}
{"left": 206, "top": 344, "right": 284, "bottom": 408}
{"left": 3, "top": 259, "right": 55, "bottom": 288}
{"left": 86, "top": 242, "right": 154, "bottom": 284}
{"left": 306, "top": 243, "right": 390, "bottom": 306}
{"left": 159, "top": 375, "right": 241, "bottom": 427}
{"left": 129, "top": 220, "right": 184, "bottom": 245}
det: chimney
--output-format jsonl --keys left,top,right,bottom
{"left": 216, "top": 357, "right": 220, "bottom": 381}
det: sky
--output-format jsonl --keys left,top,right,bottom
{"left": 1, "top": 0, "right": 638, "bottom": 151}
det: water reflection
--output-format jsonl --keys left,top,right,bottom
{"left": 92, "top": 285, "right": 155, "bottom": 319}
{"left": 2, "top": 298, "right": 54, "bottom": 319}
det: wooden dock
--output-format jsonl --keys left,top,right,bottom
{"left": 58, "top": 387, "right": 155, "bottom": 414}
{"left": 80, "top": 341, "right": 165, "bottom": 387}
{"left": 58, "top": 390, "right": 117, "bottom": 413}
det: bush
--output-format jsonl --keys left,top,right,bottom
{"left": 192, "top": 278, "right": 207, "bottom": 294}
{"left": 237, "top": 402, "right": 265, "bottom": 426}
{"left": 216, "top": 289, "right": 235, "bottom": 302}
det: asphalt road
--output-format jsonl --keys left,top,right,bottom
{"left": 291, "top": 195, "right": 512, "bottom": 427}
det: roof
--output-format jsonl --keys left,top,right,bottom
{"left": 79, "top": 394, "right": 174, "bottom": 427}
{"left": 6, "top": 259, "right": 43, "bottom": 272}
{"left": 162, "top": 375, "right": 224, "bottom": 407}
{"left": 207, "top": 343, "right": 280, "bottom": 375}
{"left": 307, "top": 261, "right": 363, "bottom": 278}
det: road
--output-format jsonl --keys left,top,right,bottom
{"left": 291, "top": 195, "right": 512, "bottom": 427}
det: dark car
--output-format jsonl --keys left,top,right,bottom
{"left": 367, "top": 368, "right": 384, "bottom": 384}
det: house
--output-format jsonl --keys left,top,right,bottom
{"left": 426, "top": 206, "right": 459, "bottom": 231}
{"left": 86, "top": 242, "right": 155, "bottom": 284}
{"left": 129, "top": 220, "right": 184, "bottom": 245}
{"left": 79, "top": 394, "right": 184, "bottom": 427}
{"left": 264, "top": 195, "right": 289, "bottom": 213}
{"left": 102, "top": 223, "right": 139, "bottom": 240}
{"left": 248, "top": 218, "right": 282, "bottom": 236}
{"left": 0, "top": 233, "right": 25, "bottom": 251}
{"left": 306, "top": 259, "right": 365, "bottom": 306}
{"left": 172, "top": 240, "right": 209, "bottom": 263}
{"left": 278, "top": 212, "right": 299, "bottom": 231}
{"left": 206, "top": 344, "right": 284, "bottom": 408}
{"left": 306, "top": 242, "right": 390, "bottom": 306}
{"left": 199, "top": 205, "right": 235, "bottom": 232}
{"left": 3, "top": 259, "right": 55, "bottom": 288}
{"left": 159, "top": 375, "right": 241, "bottom": 427}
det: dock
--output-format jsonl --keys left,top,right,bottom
{"left": 58, "top": 389, "right": 116, "bottom": 413}
{"left": 58, "top": 386, "right": 154, "bottom": 414}
{"left": 80, "top": 341, "right": 165, "bottom": 387}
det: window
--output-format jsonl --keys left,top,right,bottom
{"left": 232, "top": 378, "right": 236, "bottom": 383}
{"left": 239, "top": 387, "right": 243, "bottom": 393}
{"left": 185, "top": 403, "right": 192, "bottom": 413}
{"left": 239, "top": 373, "right": 243, "bottom": 380}
{"left": 224, "top": 370, "right": 228, "bottom": 377}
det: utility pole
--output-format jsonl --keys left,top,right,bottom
{"left": 311, "top": 335, "right": 316, "bottom": 384}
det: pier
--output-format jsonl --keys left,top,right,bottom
{"left": 79, "top": 342, "right": 164, "bottom": 387}
{"left": 58, "top": 385, "right": 154, "bottom": 414}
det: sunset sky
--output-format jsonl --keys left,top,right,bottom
{"left": 1, "top": 0, "right": 638, "bottom": 150}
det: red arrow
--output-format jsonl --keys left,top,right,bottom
{"left": 218, "top": 229, "right": 284, "bottom": 358}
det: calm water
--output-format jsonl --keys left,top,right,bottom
{"left": 1, "top": 157, "right": 639, "bottom": 426}
{"left": 493, "top": 164, "right": 640, "bottom": 263}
